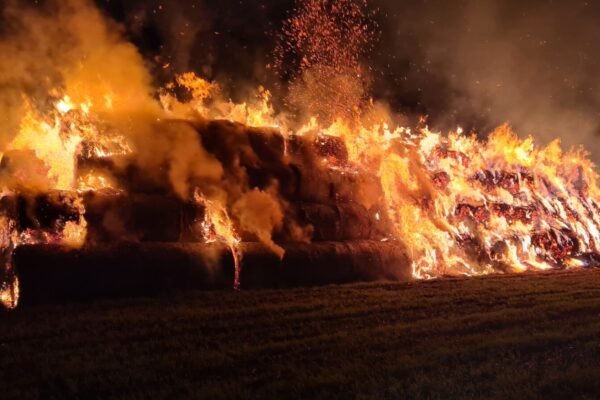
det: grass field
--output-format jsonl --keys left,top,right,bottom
{"left": 3, "top": 270, "right": 600, "bottom": 399}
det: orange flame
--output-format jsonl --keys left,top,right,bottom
{"left": 194, "top": 190, "right": 242, "bottom": 289}
{"left": 0, "top": 276, "right": 19, "bottom": 310}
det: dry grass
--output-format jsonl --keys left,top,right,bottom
{"left": 3, "top": 269, "right": 600, "bottom": 399}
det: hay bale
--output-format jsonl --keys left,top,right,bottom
{"left": 84, "top": 192, "right": 201, "bottom": 242}
{"left": 240, "top": 240, "right": 411, "bottom": 288}
{"left": 0, "top": 192, "right": 80, "bottom": 231}
{"left": 295, "top": 203, "right": 385, "bottom": 241}
{"left": 290, "top": 165, "right": 374, "bottom": 204}
{"left": 14, "top": 240, "right": 411, "bottom": 305}
{"left": 14, "top": 243, "right": 234, "bottom": 305}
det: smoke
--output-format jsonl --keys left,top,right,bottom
{"left": 99, "top": 0, "right": 600, "bottom": 164}
{"left": 3, "top": 0, "right": 599, "bottom": 256}
{"left": 0, "top": 0, "right": 157, "bottom": 120}
{"left": 375, "top": 0, "right": 600, "bottom": 161}
{"left": 0, "top": 0, "right": 162, "bottom": 194}
{"left": 0, "top": 0, "right": 224, "bottom": 199}
{"left": 0, "top": 150, "right": 52, "bottom": 193}
{"left": 232, "top": 188, "right": 284, "bottom": 257}
{"left": 0, "top": 0, "right": 285, "bottom": 253}
{"left": 103, "top": 0, "right": 600, "bottom": 163}
{"left": 136, "top": 120, "right": 224, "bottom": 199}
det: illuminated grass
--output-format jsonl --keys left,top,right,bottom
{"left": 3, "top": 269, "right": 600, "bottom": 399}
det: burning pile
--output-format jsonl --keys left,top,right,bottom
{"left": 372, "top": 124, "right": 600, "bottom": 277}
{"left": 1, "top": 0, "right": 600, "bottom": 309}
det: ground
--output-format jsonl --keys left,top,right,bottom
{"left": 3, "top": 269, "right": 600, "bottom": 399}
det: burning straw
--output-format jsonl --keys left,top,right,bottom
{"left": 1, "top": 0, "right": 600, "bottom": 308}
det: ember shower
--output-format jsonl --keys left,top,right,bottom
{"left": 2, "top": 0, "right": 600, "bottom": 309}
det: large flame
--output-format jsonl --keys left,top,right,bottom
{"left": 0, "top": 276, "right": 19, "bottom": 310}
{"left": 299, "top": 116, "right": 600, "bottom": 277}
{"left": 4, "top": 66, "right": 600, "bottom": 297}
{"left": 2, "top": 0, "right": 600, "bottom": 309}
{"left": 194, "top": 190, "right": 242, "bottom": 289}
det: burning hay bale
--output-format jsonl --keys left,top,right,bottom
{"left": 294, "top": 202, "right": 389, "bottom": 241}
{"left": 1, "top": 191, "right": 81, "bottom": 232}
{"left": 3, "top": 0, "right": 600, "bottom": 311}
{"left": 0, "top": 113, "right": 406, "bottom": 308}
{"left": 5, "top": 114, "right": 600, "bottom": 308}
{"left": 83, "top": 192, "right": 197, "bottom": 242}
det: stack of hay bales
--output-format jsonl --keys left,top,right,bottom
{"left": 10, "top": 119, "right": 411, "bottom": 304}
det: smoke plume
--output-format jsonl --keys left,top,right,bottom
{"left": 375, "top": 0, "right": 600, "bottom": 161}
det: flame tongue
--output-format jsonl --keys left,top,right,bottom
{"left": 0, "top": 275, "right": 19, "bottom": 310}
{"left": 194, "top": 191, "right": 242, "bottom": 289}
{"left": 298, "top": 115, "right": 600, "bottom": 277}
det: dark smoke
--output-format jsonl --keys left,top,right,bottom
{"left": 96, "top": 0, "right": 600, "bottom": 160}
{"left": 374, "top": 0, "right": 600, "bottom": 160}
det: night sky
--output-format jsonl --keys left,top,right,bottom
{"left": 91, "top": 0, "right": 600, "bottom": 160}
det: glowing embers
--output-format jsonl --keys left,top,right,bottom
{"left": 374, "top": 124, "right": 600, "bottom": 277}
{"left": 8, "top": 192, "right": 88, "bottom": 249}
{"left": 0, "top": 215, "right": 17, "bottom": 309}
{"left": 77, "top": 171, "right": 118, "bottom": 192}
{"left": 0, "top": 275, "right": 19, "bottom": 310}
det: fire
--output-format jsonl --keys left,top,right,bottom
{"left": 230, "top": 87, "right": 279, "bottom": 128}
{"left": 0, "top": 276, "right": 18, "bottom": 310}
{"left": 161, "top": 72, "right": 280, "bottom": 128}
{"left": 7, "top": 103, "right": 82, "bottom": 191}
{"left": 194, "top": 191, "right": 242, "bottom": 289}
{"left": 291, "top": 114, "right": 600, "bottom": 278}
{"left": 381, "top": 124, "right": 600, "bottom": 277}
{"left": 61, "top": 195, "right": 87, "bottom": 249}
{"left": 56, "top": 96, "right": 75, "bottom": 114}
{"left": 77, "top": 171, "right": 117, "bottom": 192}
{"left": 2, "top": 0, "right": 600, "bottom": 309}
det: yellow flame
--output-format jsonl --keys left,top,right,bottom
{"left": 77, "top": 170, "right": 117, "bottom": 191}
{"left": 194, "top": 190, "right": 242, "bottom": 289}
{"left": 61, "top": 195, "right": 87, "bottom": 248}
{"left": 4, "top": 62, "right": 600, "bottom": 299}
{"left": 0, "top": 276, "right": 19, "bottom": 310}
{"left": 8, "top": 103, "right": 82, "bottom": 190}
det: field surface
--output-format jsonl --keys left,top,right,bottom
{"left": 3, "top": 269, "right": 600, "bottom": 399}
